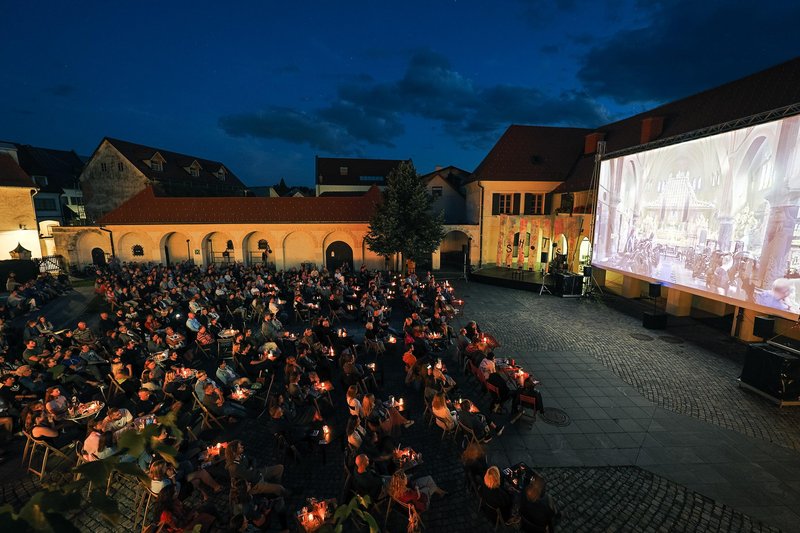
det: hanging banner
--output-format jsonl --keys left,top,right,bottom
{"left": 517, "top": 217, "right": 528, "bottom": 267}
{"left": 504, "top": 216, "right": 516, "bottom": 266}
{"left": 528, "top": 218, "right": 540, "bottom": 264}
{"left": 496, "top": 215, "right": 508, "bottom": 265}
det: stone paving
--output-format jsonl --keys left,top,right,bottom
{"left": 2, "top": 280, "right": 798, "bottom": 532}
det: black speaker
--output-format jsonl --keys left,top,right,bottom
{"left": 583, "top": 266, "right": 592, "bottom": 278}
{"left": 753, "top": 316, "right": 775, "bottom": 339}
{"left": 540, "top": 252, "right": 548, "bottom": 263}
{"left": 643, "top": 312, "right": 667, "bottom": 329}
{"left": 741, "top": 343, "right": 800, "bottom": 400}
{"left": 649, "top": 283, "right": 662, "bottom": 298}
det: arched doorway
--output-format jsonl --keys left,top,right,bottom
{"left": 202, "top": 231, "right": 235, "bottom": 265}
{"left": 326, "top": 241, "right": 353, "bottom": 272}
{"left": 91, "top": 247, "right": 106, "bottom": 266}
{"left": 440, "top": 230, "right": 471, "bottom": 272}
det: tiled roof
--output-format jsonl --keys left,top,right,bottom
{"left": 469, "top": 125, "right": 592, "bottom": 183}
{"left": 15, "top": 144, "right": 83, "bottom": 193}
{"left": 420, "top": 165, "right": 470, "bottom": 189}
{"left": 98, "top": 185, "right": 381, "bottom": 225}
{"left": 0, "top": 154, "right": 36, "bottom": 188}
{"left": 102, "top": 137, "right": 248, "bottom": 194}
{"left": 316, "top": 156, "right": 407, "bottom": 186}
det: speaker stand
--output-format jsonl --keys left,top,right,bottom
{"left": 539, "top": 273, "right": 552, "bottom": 296}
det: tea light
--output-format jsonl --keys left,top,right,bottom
{"left": 398, "top": 398, "right": 404, "bottom": 408}
{"left": 387, "top": 335, "right": 396, "bottom": 344}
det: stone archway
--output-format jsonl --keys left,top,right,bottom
{"left": 91, "top": 247, "right": 106, "bottom": 266}
{"left": 160, "top": 231, "right": 192, "bottom": 265}
{"left": 117, "top": 231, "right": 155, "bottom": 263}
{"left": 283, "top": 231, "right": 317, "bottom": 270}
{"left": 201, "top": 231, "right": 235, "bottom": 265}
{"left": 243, "top": 231, "right": 273, "bottom": 266}
{"left": 440, "top": 230, "right": 470, "bottom": 272}
{"left": 325, "top": 241, "right": 354, "bottom": 272}
{"left": 76, "top": 230, "right": 110, "bottom": 267}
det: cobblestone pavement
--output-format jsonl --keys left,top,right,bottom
{"left": 455, "top": 282, "right": 800, "bottom": 452}
{"left": 1, "top": 282, "right": 794, "bottom": 532}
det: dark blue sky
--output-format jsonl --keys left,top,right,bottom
{"left": 2, "top": 0, "right": 798, "bottom": 187}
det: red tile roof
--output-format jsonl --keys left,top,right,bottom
{"left": 469, "top": 125, "right": 592, "bottom": 183}
{"left": 99, "top": 185, "right": 381, "bottom": 225}
{"left": 0, "top": 154, "right": 36, "bottom": 188}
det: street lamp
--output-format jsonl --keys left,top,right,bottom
{"left": 186, "top": 239, "right": 190, "bottom": 259}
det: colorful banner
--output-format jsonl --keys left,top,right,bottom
{"left": 504, "top": 216, "right": 516, "bottom": 266}
{"left": 517, "top": 218, "right": 527, "bottom": 267}
{"left": 496, "top": 215, "right": 507, "bottom": 265}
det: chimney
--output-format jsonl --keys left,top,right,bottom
{"left": 584, "top": 132, "right": 606, "bottom": 155}
{"left": 640, "top": 116, "right": 664, "bottom": 144}
{"left": 435, "top": 165, "right": 442, "bottom": 171}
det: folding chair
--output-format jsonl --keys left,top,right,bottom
{"left": 514, "top": 394, "right": 538, "bottom": 427}
{"left": 479, "top": 498, "right": 504, "bottom": 531}
{"left": 384, "top": 492, "right": 424, "bottom": 531}
{"left": 485, "top": 381, "right": 506, "bottom": 413}
{"left": 217, "top": 337, "right": 234, "bottom": 359}
{"left": 433, "top": 414, "right": 457, "bottom": 441}
{"left": 194, "top": 340, "right": 215, "bottom": 361}
{"left": 133, "top": 479, "right": 160, "bottom": 532}
{"left": 106, "top": 373, "right": 126, "bottom": 404}
{"left": 26, "top": 433, "right": 73, "bottom": 480}
{"left": 192, "top": 392, "right": 224, "bottom": 430}
{"left": 457, "top": 420, "right": 480, "bottom": 445}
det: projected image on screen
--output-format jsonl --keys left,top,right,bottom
{"left": 593, "top": 115, "right": 800, "bottom": 318}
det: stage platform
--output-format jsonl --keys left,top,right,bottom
{"left": 470, "top": 266, "right": 591, "bottom": 297}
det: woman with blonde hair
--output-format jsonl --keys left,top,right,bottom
{"left": 479, "top": 466, "right": 516, "bottom": 525}
{"left": 362, "top": 393, "right": 413, "bottom": 434}
{"left": 346, "top": 384, "right": 362, "bottom": 418}
{"left": 431, "top": 392, "right": 456, "bottom": 430}
{"left": 388, "top": 470, "right": 446, "bottom": 513}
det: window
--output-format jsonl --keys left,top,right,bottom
{"left": 492, "top": 193, "right": 520, "bottom": 215}
{"left": 117, "top": 162, "right": 124, "bottom": 172}
{"left": 360, "top": 175, "right": 383, "bottom": 182}
{"left": 32, "top": 175, "right": 48, "bottom": 187}
{"left": 69, "top": 196, "right": 84, "bottom": 206}
{"left": 34, "top": 198, "right": 58, "bottom": 211}
{"left": 132, "top": 244, "right": 144, "bottom": 257}
{"left": 339, "top": 166, "right": 348, "bottom": 176}
{"left": 190, "top": 167, "right": 199, "bottom": 177}
{"left": 150, "top": 160, "right": 163, "bottom": 172}
{"left": 498, "top": 193, "right": 513, "bottom": 214}
{"left": 215, "top": 167, "right": 227, "bottom": 180}
{"left": 431, "top": 186, "right": 443, "bottom": 199}
{"left": 524, "top": 193, "right": 544, "bottom": 215}
{"left": 100, "top": 162, "right": 108, "bottom": 172}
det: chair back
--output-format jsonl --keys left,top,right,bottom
{"left": 519, "top": 394, "right": 537, "bottom": 410}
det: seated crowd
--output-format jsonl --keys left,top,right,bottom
{"left": 0, "top": 260, "right": 559, "bottom": 532}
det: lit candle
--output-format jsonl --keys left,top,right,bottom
{"left": 398, "top": 398, "right": 404, "bottom": 407}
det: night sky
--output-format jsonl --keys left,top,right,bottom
{"left": 2, "top": 0, "right": 798, "bottom": 187}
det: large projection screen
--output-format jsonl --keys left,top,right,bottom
{"left": 592, "top": 115, "right": 800, "bottom": 320}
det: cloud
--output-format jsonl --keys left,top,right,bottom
{"left": 46, "top": 84, "right": 76, "bottom": 97}
{"left": 219, "top": 107, "right": 352, "bottom": 152}
{"left": 220, "top": 48, "right": 608, "bottom": 151}
{"left": 577, "top": 0, "right": 800, "bottom": 104}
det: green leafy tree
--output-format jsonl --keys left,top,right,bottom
{"left": 365, "top": 161, "right": 445, "bottom": 270}
{"left": 0, "top": 412, "right": 182, "bottom": 532}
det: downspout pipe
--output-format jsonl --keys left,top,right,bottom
{"left": 98, "top": 226, "right": 115, "bottom": 259}
{"left": 477, "top": 181, "right": 485, "bottom": 268}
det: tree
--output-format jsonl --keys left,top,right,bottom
{"left": 365, "top": 161, "right": 445, "bottom": 271}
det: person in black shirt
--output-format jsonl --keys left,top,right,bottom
{"left": 520, "top": 475, "right": 559, "bottom": 532}
{"left": 352, "top": 454, "right": 384, "bottom": 501}
{"left": 131, "top": 388, "right": 159, "bottom": 417}
{"left": 479, "top": 466, "right": 517, "bottom": 525}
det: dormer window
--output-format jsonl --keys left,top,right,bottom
{"left": 340, "top": 166, "right": 348, "bottom": 176}
{"left": 148, "top": 152, "right": 165, "bottom": 172}
{"left": 32, "top": 175, "right": 48, "bottom": 187}
{"left": 186, "top": 160, "right": 202, "bottom": 177}
{"left": 215, "top": 166, "right": 227, "bottom": 181}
